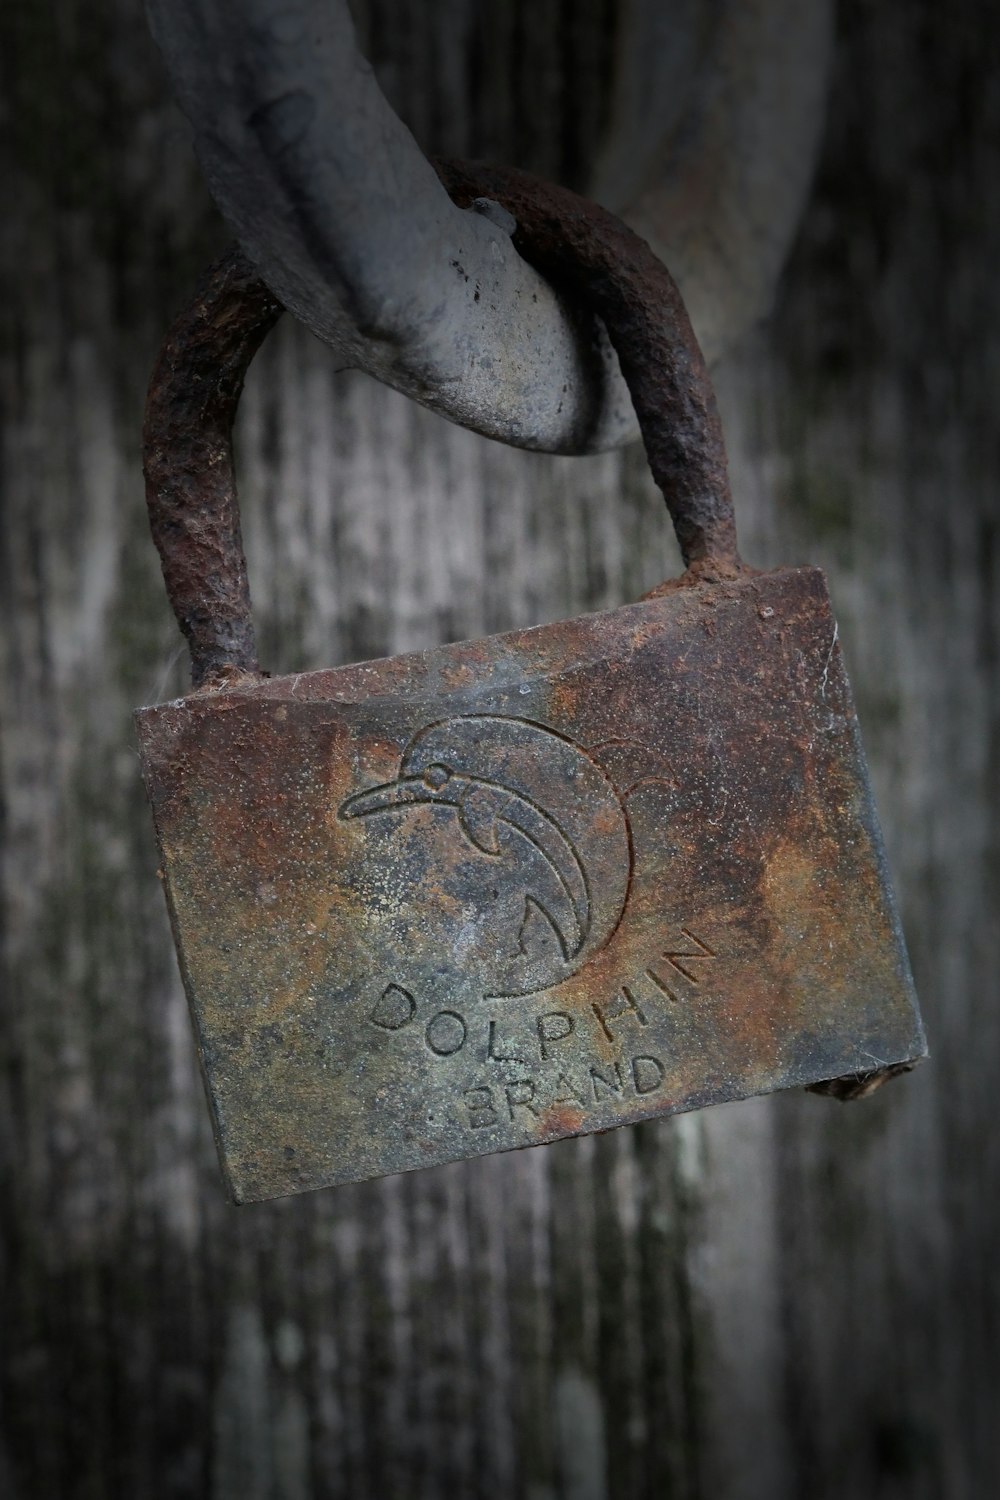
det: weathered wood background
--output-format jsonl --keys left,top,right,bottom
{"left": 2, "top": 2, "right": 997, "bottom": 1496}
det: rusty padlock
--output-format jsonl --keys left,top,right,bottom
{"left": 137, "top": 164, "right": 925, "bottom": 1203}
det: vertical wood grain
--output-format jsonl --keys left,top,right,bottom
{"left": 1, "top": 2, "right": 996, "bottom": 1497}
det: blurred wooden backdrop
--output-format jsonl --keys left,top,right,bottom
{"left": 2, "top": 1, "right": 997, "bottom": 1496}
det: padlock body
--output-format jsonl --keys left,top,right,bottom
{"left": 137, "top": 567, "right": 925, "bottom": 1202}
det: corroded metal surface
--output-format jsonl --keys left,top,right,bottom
{"left": 143, "top": 255, "right": 281, "bottom": 684}
{"left": 136, "top": 567, "right": 926, "bottom": 1203}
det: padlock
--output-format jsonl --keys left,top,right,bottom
{"left": 137, "top": 165, "right": 925, "bottom": 1204}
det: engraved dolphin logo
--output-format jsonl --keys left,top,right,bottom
{"left": 340, "top": 718, "right": 591, "bottom": 960}
{"left": 338, "top": 715, "right": 674, "bottom": 996}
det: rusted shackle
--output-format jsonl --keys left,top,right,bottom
{"left": 142, "top": 161, "right": 743, "bottom": 687}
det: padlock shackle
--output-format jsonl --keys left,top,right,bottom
{"left": 143, "top": 259, "right": 281, "bottom": 686}
{"left": 437, "top": 161, "right": 740, "bottom": 575}
{"left": 143, "top": 161, "right": 741, "bottom": 688}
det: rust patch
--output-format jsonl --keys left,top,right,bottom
{"left": 143, "top": 258, "right": 281, "bottom": 686}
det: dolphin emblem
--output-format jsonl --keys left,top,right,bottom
{"left": 337, "top": 714, "right": 666, "bottom": 995}
{"left": 341, "top": 754, "right": 590, "bottom": 960}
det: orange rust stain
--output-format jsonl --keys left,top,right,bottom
{"left": 546, "top": 677, "right": 583, "bottom": 721}
{"left": 591, "top": 803, "right": 622, "bottom": 837}
{"left": 540, "top": 1102, "right": 586, "bottom": 1136}
{"left": 760, "top": 835, "right": 852, "bottom": 954}
{"left": 440, "top": 661, "right": 477, "bottom": 689}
